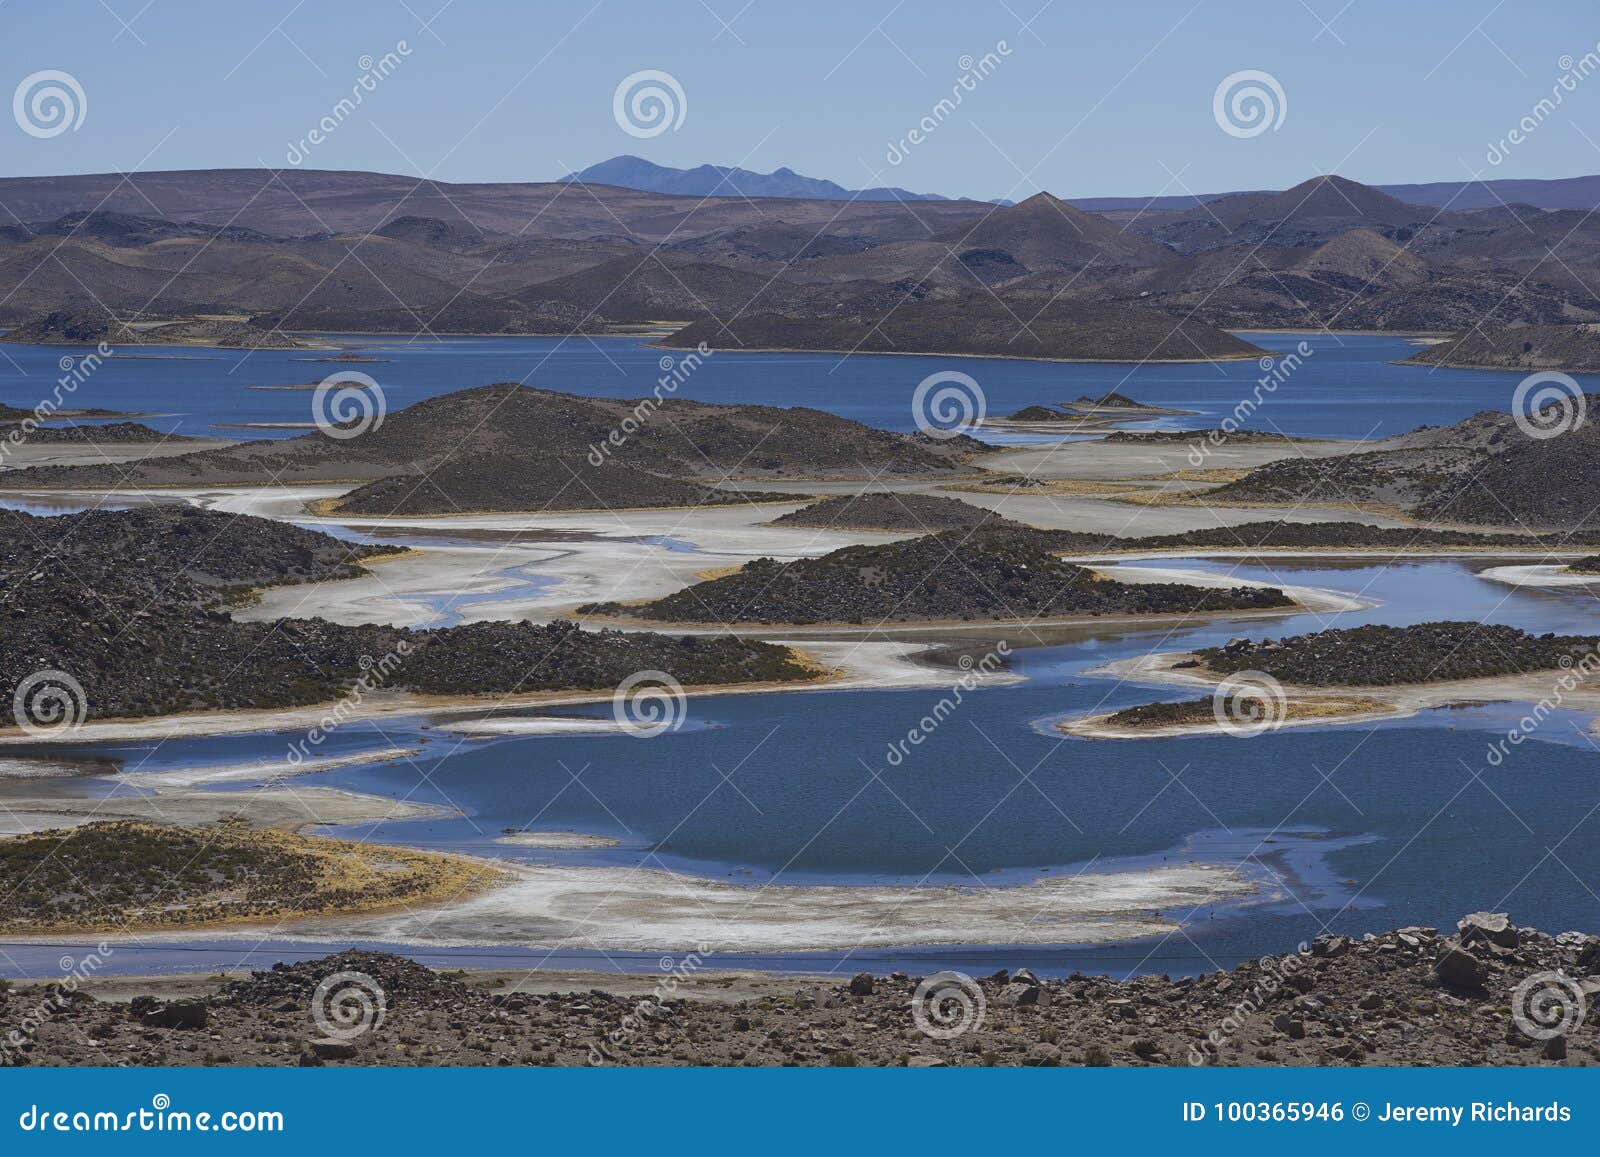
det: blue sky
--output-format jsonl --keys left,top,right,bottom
{"left": 5, "top": 0, "right": 1600, "bottom": 200}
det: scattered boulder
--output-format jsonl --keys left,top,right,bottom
{"left": 1433, "top": 942, "right": 1486, "bottom": 992}
{"left": 1272, "top": 1014, "right": 1307, "bottom": 1040}
{"left": 998, "top": 982, "right": 1051, "bottom": 1008}
{"left": 132, "top": 998, "right": 207, "bottom": 1030}
{"left": 308, "top": 1037, "right": 359, "bottom": 1060}
{"left": 1458, "top": 912, "right": 1519, "bottom": 950}
{"left": 1313, "top": 935, "right": 1353, "bottom": 958}
{"left": 1025, "top": 1042, "right": 1062, "bottom": 1066}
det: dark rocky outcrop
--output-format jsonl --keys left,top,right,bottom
{"left": 1198, "top": 622, "right": 1600, "bottom": 687}
{"left": 1209, "top": 403, "right": 1600, "bottom": 531}
{"left": 1403, "top": 324, "right": 1600, "bottom": 372}
{"left": 0, "top": 506, "right": 810, "bottom": 723}
{"left": 769, "top": 492, "right": 1017, "bottom": 532}
{"left": 582, "top": 527, "right": 1292, "bottom": 626}
{"left": 4, "top": 385, "right": 980, "bottom": 514}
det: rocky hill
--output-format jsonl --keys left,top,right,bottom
{"left": 1151, "top": 175, "right": 1458, "bottom": 253}
{"left": 1, "top": 309, "right": 310, "bottom": 349}
{"left": 769, "top": 492, "right": 1017, "bottom": 532}
{"left": 932, "top": 192, "right": 1174, "bottom": 271}
{"left": 1086, "top": 519, "right": 1600, "bottom": 553}
{"left": 7, "top": 171, "right": 1600, "bottom": 339}
{"left": 1207, "top": 404, "right": 1600, "bottom": 530}
{"left": 333, "top": 456, "right": 792, "bottom": 516}
{"left": 0, "top": 420, "right": 190, "bottom": 444}
{"left": 661, "top": 296, "right": 1263, "bottom": 363}
{"left": 0, "top": 506, "right": 810, "bottom": 723}
{"left": 5, "top": 384, "right": 980, "bottom": 512}
{"left": 0, "top": 504, "right": 398, "bottom": 593}
{"left": 1198, "top": 622, "right": 1599, "bottom": 686}
{"left": 1, "top": 309, "right": 142, "bottom": 345}
{"left": 580, "top": 527, "right": 1291, "bottom": 625}
{"left": 1403, "top": 324, "right": 1600, "bottom": 371}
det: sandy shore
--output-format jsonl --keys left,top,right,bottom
{"left": 1059, "top": 649, "right": 1600, "bottom": 740}
{"left": 1085, "top": 561, "right": 1373, "bottom": 615}
{"left": 494, "top": 831, "right": 622, "bottom": 849}
{"left": 1479, "top": 563, "right": 1600, "bottom": 589}
{"left": 0, "top": 783, "right": 444, "bottom": 836}
{"left": 289, "top": 858, "right": 1257, "bottom": 952}
{"left": 121, "top": 745, "right": 420, "bottom": 789}
{"left": 0, "top": 639, "right": 966, "bottom": 747}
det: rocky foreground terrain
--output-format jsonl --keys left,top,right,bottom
{"left": 5, "top": 914, "right": 1595, "bottom": 1066}
{"left": 582, "top": 527, "right": 1293, "bottom": 625}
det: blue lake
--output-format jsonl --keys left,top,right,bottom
{"left": 0, "top": 330, "right": 1589, "bottom": 442}
{"left": 8, "top": 555, "right": 1600, "bottom": 980}
{"left": 4, "top": 335, "right": 1599, "bottom": 980}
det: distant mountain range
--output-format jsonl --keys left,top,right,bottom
{"left": 561, "top": 155, "right": 961, "bottom": 202}
{"left": 564, "top": 155, "right": 1600, "bottom": 213}
{"left": 5, "top": 167, "right": 1600, "bottom": 367}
